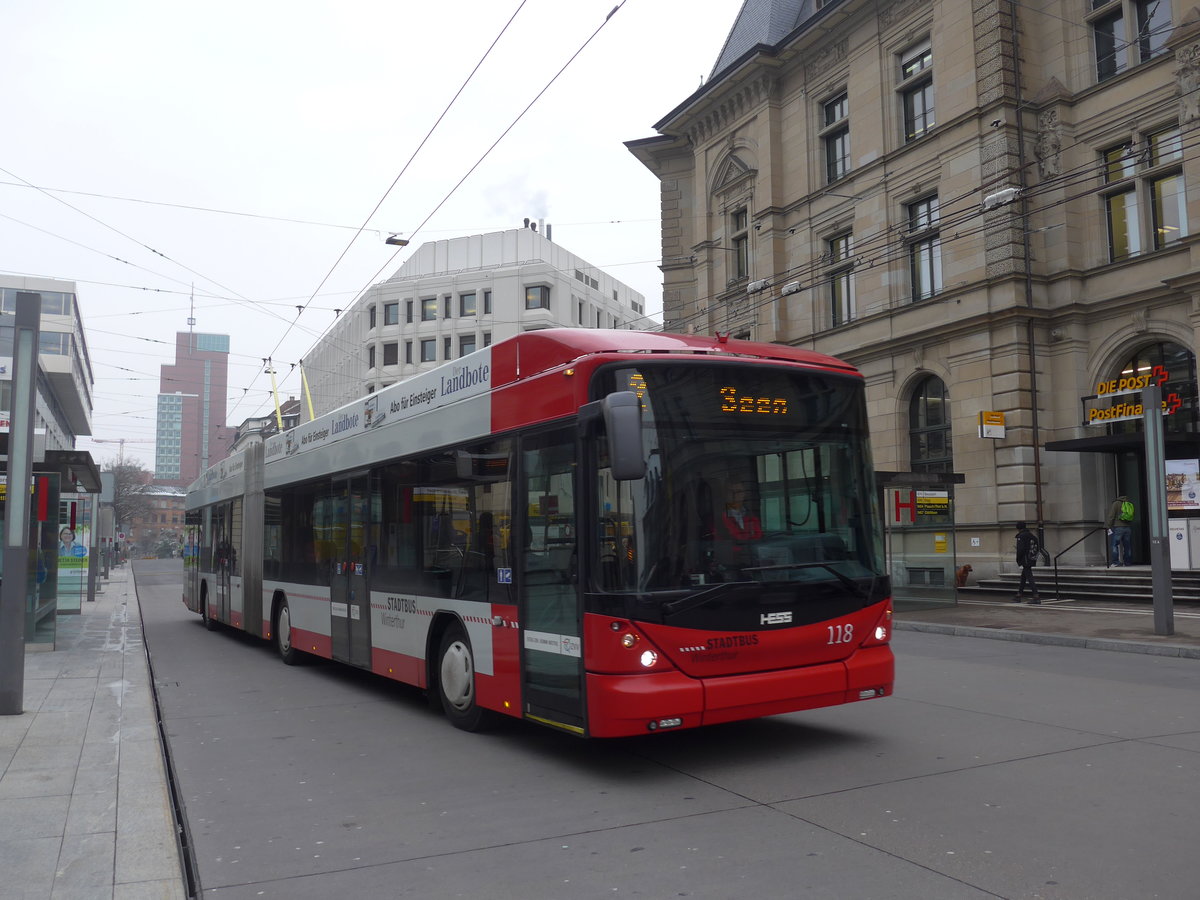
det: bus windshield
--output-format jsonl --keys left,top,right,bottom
{"left": 593, "top": 363, "right": 886, "bottom": 622}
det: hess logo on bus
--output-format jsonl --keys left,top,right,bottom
{"left": 760, "top": 611, "right": 792, "bottom": 625}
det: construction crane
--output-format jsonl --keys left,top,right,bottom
{"left": 88, "top": 438, "right": 155, "bottom": 465}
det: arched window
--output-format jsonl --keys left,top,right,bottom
{"left": 909, "top": 376, "right": 952, "bottom": 473}
{"left": 1108, "top": 342, "right": 1197, "bottom": 435}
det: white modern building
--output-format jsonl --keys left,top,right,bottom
{"left": 0, "top": 275, "right": 101, "bottom": 638}
{"left": 0, "top": 275, "right": 94, "bottom": 451}
{"left": 302, "top": 225, "right": 649, "bottom": 414}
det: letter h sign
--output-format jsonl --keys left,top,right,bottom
{"left": 894, "top": 490, "right": 917, "bottom": 524}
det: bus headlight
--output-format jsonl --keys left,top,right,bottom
{"left": 621, "top": 633, "right": 639, "bottom": 648}
{"left": 639, "top": 650, "right": 658, "bottom": 668}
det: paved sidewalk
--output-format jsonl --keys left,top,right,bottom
{"left": 0, "top": 564, "right": 187, "bottom": 900}
{"left": 895, "top": 596, "right": 1200, "bottom": 658}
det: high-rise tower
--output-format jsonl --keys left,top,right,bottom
{"left": 155, "top": 332, "right": 233, "bottom": 485}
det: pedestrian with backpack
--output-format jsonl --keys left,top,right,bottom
{"left": 1105, "top": 494, "right": 1134, "bottom": 566}
{"left": 1012, "top": 521, "right": 1041, "bottom": 604}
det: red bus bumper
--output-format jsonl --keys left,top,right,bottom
{"left": 585, "top": 645, "right": 893, "bottom": 738}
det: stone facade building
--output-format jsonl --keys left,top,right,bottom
{"left": 124, "top": 485, "right": 187, "bottom": 558}
{"left": 628, "top": 0, "right": 1200, "bottom": 583}
{"left": 229, "top": 397, "right": 302, "bottom": 454}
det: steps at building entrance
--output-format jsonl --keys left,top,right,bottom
{"left": 961, "top": 566, "right": 1200, "bottom": 603}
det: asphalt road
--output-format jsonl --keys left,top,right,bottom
{"left": 133, "top": 560, "right": 1200, "bottom": 899}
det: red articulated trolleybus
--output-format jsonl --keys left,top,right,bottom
{"left": 183, "top": 329, "right": 893, "bottom": 737}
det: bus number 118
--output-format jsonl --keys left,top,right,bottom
{"left": 828, "top": 624, "right": 854, "bottom": 644}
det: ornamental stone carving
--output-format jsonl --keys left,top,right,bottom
{"left": 1034, "top": 110, "right": 1062, "bottom": 179}
{"left": 880, "top": 0, "right": 924, "bottom": 31}
{"left": 805, "top": 39, "right": 848, "bottom": 80}
{"left": 685, "top": 74, "right": 778, "bottom": 146}
{"left": 1178, "top": 42, "right": 1200, "bottom": 123}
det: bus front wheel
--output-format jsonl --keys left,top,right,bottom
{"left": 437, "top": 623, "right": 487, "bottom": 731}
{"left": 275, "top": 599, "right": 300, "bottom": 666}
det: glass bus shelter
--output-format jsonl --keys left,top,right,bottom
{"left": 0, "top": 449, "right": 102, "bottom": 647}
{"left": 878, "top": 470, "right": 964, "bottom": 611}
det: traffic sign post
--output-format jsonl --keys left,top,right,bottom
{"left": 0, "top": 294, "right": 41, "bottom": 715}
{"left": 1142, "top": 385, "right": 1174, "bottom": 635}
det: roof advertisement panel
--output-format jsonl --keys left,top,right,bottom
{"left": 264, "top": 348, "right": 493, "bottom": 465}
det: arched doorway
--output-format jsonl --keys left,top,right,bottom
{"left": 1047, "top": 340, "right": 1198, "bottom": 566}
{"left": 1108, "top": 343, "right": 1197, "bottom": 564}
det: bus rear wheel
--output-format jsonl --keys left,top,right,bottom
{"left": 437, "top": 623, "right": 488, "bottom": 731}
{"left": 275, "top": 599, "right": 300, "bottom": 666}
{"left": 201, "top": 591, "right": 216, "bottom": 631}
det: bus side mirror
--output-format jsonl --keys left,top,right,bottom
{"left": 598, "top": 391, "right": 645, "bottom": 481}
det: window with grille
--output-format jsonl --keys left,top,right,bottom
{"left": 826, "top": 232, "right": 855, "bottom": 327}
{"left": 1091, "top": 0, "right": 1173, "bottom": 82}
{"left": 822, "top": 92, "right": 850, "bottom": 182}
{"left": 731, "top": 207, "right": 749, "bottom": 281}
{"left": 909, "top": 375, "right": 953, "bottom": 473}
{"left": 1102, "top": 125, "right": 1188, "bottom": 260}
{"left": 906, "top": 195, "right": 942, "bottom": 301}
{"left": 899, "top": 40, "right": 934, "bottom": 142}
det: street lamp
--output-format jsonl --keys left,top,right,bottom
{"left": 385, "top": 235, "right": 410, "bottom": 247}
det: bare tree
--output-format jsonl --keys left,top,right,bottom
{"left": 104, "top": 459, "right": 154, "bottom": 532}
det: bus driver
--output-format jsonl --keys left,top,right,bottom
{"left": 719, "top": 482, "right": 762, "bottom": 564}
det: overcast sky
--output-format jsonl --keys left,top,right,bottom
{"left": 2, "top": 0, "right": 743, "bottom": 471}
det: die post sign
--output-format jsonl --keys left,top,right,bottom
{"left": 1083, "top": 365, "right": 1182, "bottom": 425}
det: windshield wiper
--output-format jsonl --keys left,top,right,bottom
{"left": 660, "top": 581, "right": 761, "bottom": 617}
{"left": 740, "top": 561, "right": 872, "bottom": 599}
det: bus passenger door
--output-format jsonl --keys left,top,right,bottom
{"left": 183, "top": 512, "right": 201, "bottom": 613}
{"left": 213, "top": 503, "right": 232, "bottom": 624}
{"left": 330, "top": 475, "right": 374, "bottom": 668}
{"left": 519, "top": 428, "right": 585, "bottom": 732}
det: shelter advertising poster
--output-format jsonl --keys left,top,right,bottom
{"left": 57, "top": 523, "right": 90, "bottom": 610}
{"left": 1166, "top": 460, "right": 1200, "bottom": 511}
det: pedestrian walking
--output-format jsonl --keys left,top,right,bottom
{"left": 1012, "top": 521, "right": 1040, "bottom": 604}
{"left": 1105, "top": 494, "right": 1134, "bottom": 566}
